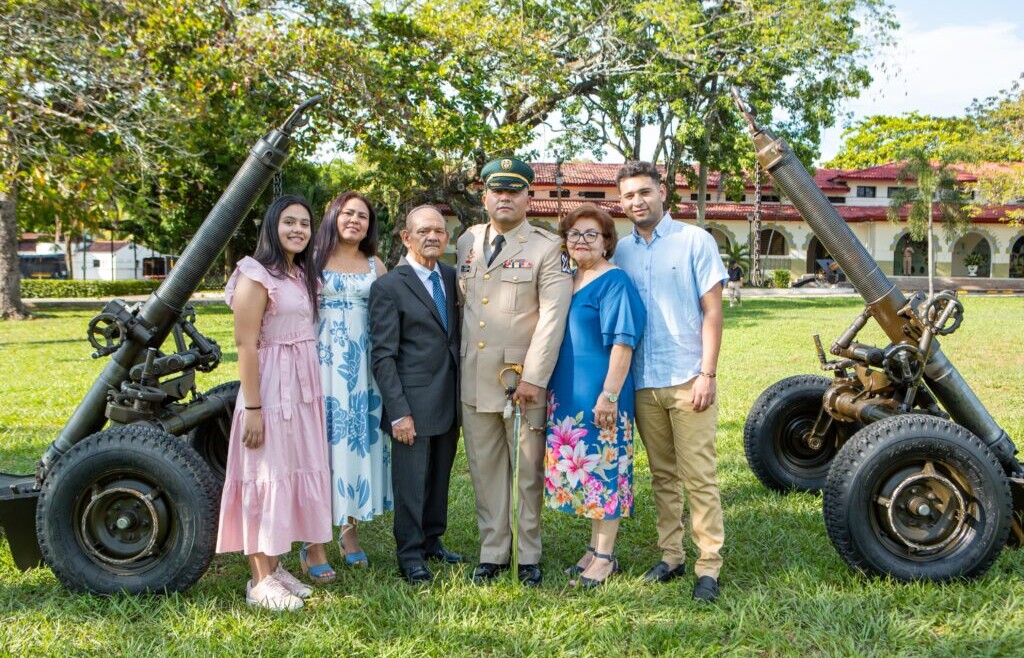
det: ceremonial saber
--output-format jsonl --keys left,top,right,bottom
{"left": 499, "top": 365, "right": 524, "bottom": 579}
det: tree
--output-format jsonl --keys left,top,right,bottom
{"left": 886, "top": 148, "right": 973, "bottom": 297}
{"left": 826, "top": 113, "right": 986, "bottom": 169}
{"left": 1, "top": 0, "right": 213, "bottom": 319}
{"left": 556, "top": 0, "right": 897, "bottom": 222}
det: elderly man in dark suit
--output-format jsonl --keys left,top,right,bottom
{"left": 369, "top": 205, "right": 462, "bottom": 585}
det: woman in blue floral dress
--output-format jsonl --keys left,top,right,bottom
{"left": 544, "top": 205, "right": 645, "bottom": 587}
{"left": 311, "top": 191, "right": 392, "bottom": 569}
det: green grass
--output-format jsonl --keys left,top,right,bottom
{"left": 2, "top": 297, "right": 1023, "bottom": 657}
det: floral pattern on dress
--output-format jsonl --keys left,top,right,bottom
{"left": 319, "top": 263, "right": 393, "bottom": 523}
{"left": 544, "top": 395, "right": 635, "bottom": 520}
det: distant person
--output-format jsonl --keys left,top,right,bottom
{"left": 902, "top": 245, "right": 914, "bottom": 276}
{"left": 727, "top": 259, "right": 743, "bottom": 307}
{"left": 613, "top": 161, "right": 729, "bottom": 603}
{"left": 217, "top": 195, "right": 332, "bottom": 611}
{"left": 369, "top": 205, "right": 462, "bottom": 585}
{"left": 311, "top": 192, "right": 392, "bottom": 573}
{"left": 544, "top": 204, "right": 645, "bottom": 588}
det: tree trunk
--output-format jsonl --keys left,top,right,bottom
{"left": 697, "top": 160, "right": 708, "bottom": 228}
{"left": 1, "top": 176, "right": 32, "bottom": 320}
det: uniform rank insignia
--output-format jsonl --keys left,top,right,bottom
{"left": 559, "top": 245, "right": 577, "bottom": 275}
{"left": 461, "top": 248, "right": 475, "bottom": 273}
{"left": 502, "top": 259, "right": 533, "bottom": 269}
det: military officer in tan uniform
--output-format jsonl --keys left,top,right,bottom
{"left": 458, "top": 157, "right": 572, "bottom": 586}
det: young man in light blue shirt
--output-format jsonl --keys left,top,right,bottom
{"left": 613, "top": 161, "right": 728, "bottom": 603}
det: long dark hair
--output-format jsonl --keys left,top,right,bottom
{"left": 253, "top": 194, "right": 319, "bottom": 318}
{"left": 312, "top": 191, "right": 378, "bottom": 276}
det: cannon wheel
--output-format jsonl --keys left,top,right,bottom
{"left": 188, "top": 380, "right": 239, "bottom": 481}
{"left": 36, "top": 425, "right": 219, "bottom": 595}
{"left": 823, "top": 414, "right": 1012, "bottom": 581}
{"left": 744, "top": 375, "right": 854, "bottom": 493}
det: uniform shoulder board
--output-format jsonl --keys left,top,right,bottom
{"left": 530, "top": 224, "right": 560, "bottom": 241}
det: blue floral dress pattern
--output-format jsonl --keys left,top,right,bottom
{"left": 318, "top": 259, "right": 393, "bottom": 523}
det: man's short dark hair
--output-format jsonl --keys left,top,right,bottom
{"left": 616, "top": 161, "right": 662, "bottom": 187}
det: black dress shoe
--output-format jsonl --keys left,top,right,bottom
{"left": 517, "top": 563, "right": 542, "bottom": 587}
{"left": 425, "top": 545, "right": 464, "bottom": 564}
{"left": 692, "top": 575, "right": 720, "bottom": 602}
{"left": 471, "top": 562, "right": 509, "bottom": 584}
{"left": 642, "top": 561, "right": 686, "bottom": 583}
{"left": 401, "top": 564, "right": 433, "bottom": 585}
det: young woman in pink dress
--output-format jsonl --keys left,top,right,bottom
{"left": 216, "top": 195, "right": 333, "bottom": 611}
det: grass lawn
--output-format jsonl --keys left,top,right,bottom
{"left": 2, "top": 296, "right": 1023, "bottom": 657}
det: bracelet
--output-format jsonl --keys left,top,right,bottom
{"left": 245, "top": 405, "right": 262, "bottom": 410}
{"left": 699, "top": 371, "right": 716, "bottom": 379}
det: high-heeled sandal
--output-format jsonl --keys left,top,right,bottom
{"left": 299, "top": 543, "right": 336, "bottom": 583}
{"left": 564, "top": 545, "right": 596, "bottom": 576}
{"left": 339, "top": 522, "right": 369, "bottom": 567}
{"left": 580, "top": 551, "right": 619, "bottom": 589}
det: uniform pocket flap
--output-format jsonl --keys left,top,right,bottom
{"left": 500, "top": 268, "right": 534, "bottom": 283}
{"left": 503, "top": 347, "right": 527, "bottom": 365}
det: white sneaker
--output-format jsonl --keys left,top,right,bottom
{"left": 273, "top": 564, "right": 313, "bottom": 599}
{"left": 245, "top": 575, "right": 304, "bottom": 611}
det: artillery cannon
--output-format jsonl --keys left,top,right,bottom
{"left": 735, "top": 92, "right": 1024, "bottom": 581}
{"left": 0, "top": 96, "right": 321, "bottom": 594}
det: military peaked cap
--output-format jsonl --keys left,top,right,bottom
{"left": 481, "top": 157, "right": 534, "bottom": 191}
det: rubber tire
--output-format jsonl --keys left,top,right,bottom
{"left": 188, "top": 380, "right": 239, "bottom": 481}
{"left": 744, "top": 375, "right": 853, "bottom": 493}
{"left": 823, "top": 414, "right": 1012, "bottom": 582}
{"left": 36, "top": 425, "right": 220, "bottom": 595}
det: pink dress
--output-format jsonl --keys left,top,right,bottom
{"left": 216, "top": 257, "right": 333, "bottom": 556}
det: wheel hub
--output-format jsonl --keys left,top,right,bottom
{"left": 875, "top": 462, "right": 968, "bottom": 553}
{"left": 78, "top": 478, "right": 170, "bottom": 566}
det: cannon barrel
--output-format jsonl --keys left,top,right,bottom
{"left": 39, "top": 96, "right": 323, "bottom": 473}
{"left": 733, "top": 92, "right": 1019, "bottom": 471}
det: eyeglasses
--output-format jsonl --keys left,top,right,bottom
{"left": 566, "top": 229, "right": 602, "bottom": 244}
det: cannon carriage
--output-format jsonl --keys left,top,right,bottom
{"left": 0, "top": 97, "right": 321, "bottom": 594}
{"left": 734, "top": 93, "right": 1024, "bottom": 581}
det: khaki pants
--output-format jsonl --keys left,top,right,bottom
{"left": 462, "top": 402, "right": 547, "bottom": 564}
{"left": 727, "top": 280, "right": 742, "bottom": 306}
{"left": 635, "top": 380, "right": 724, "bottom": 578}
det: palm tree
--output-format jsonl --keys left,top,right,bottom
{"left": 720, "top": 240, "right": 751, "bottom": 277}
{"left": 887, "top": 148, "right": 973, "bottom": 298}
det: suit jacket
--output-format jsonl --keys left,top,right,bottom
{"left": 456, "top": 220, "right": 572, "bottom": 412}
{"left": 369, "top": 261, "right": 460, "bottom": 437}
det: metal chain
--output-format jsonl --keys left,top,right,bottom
{"left": 752, "top": 161, "right": 763, "bottom": 287}
{"left": 273, "top": 171, "right": 283, "bottom": 199}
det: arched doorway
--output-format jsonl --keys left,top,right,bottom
{"left": 759, "top": 227, "right": 787, "bottom": 271}
{"left": 893, "top": 234, "right": 927, "bottom": 276}
{"left": 951, "top": 233, "right": 992, "bottom": 277}
{"left": 705, "top": 227, "right": 731, "bottom": 253}
{"left": 806, "top": 235, "right": 833, "bottom": 274}
{"left": 1011, "top": 236, "right": 1024, "bottom": 278}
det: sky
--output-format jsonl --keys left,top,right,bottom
{"left": 816, "top": 0, "right": 1024, "bottom": 163}
{"left": 527, "top": 0, "right": 1024, "bottom": 166}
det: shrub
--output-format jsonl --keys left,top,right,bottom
{"left": 772, "top": 269, "right": 791, "bottom": 288}
{"left": 20, "top": 279, "right": 161, "bottom": 299}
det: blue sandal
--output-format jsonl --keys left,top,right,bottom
{"left": 299, "top": 543, "right": 336, "bottom": 583}
{"left": 339, "top": 523, "right": 369, "bottom": 567}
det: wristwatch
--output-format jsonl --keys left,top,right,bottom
{"left": 602, "top": 390, "right": 619, "bottom": 403}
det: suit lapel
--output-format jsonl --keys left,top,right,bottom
{"left": 398, "top": 265, "right": 445, "bottom": 331}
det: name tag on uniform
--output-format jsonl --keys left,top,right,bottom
{"left": 460, "top": 265, "right": 472, "bottom": 273}
{"left": 502, "top": 259, "right": 533, "bottom": 269}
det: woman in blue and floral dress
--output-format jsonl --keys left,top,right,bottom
{"left": 544, "top": 204, "right": 645, "bottom": 588}
{"left": 310, "top": 191, "right": 393, "bottom": 574}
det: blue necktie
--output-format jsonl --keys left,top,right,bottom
{"left": 429, "top": 270, "right": 448, "bottom": 332}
